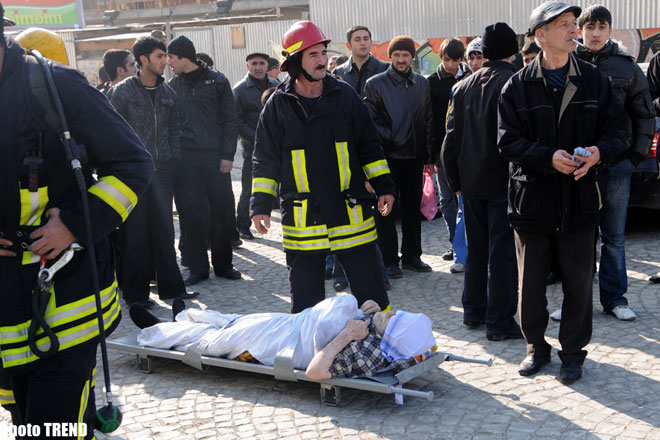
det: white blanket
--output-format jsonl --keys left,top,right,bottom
{"left": 137, "top": 295, "right": 362, "bottom": 369}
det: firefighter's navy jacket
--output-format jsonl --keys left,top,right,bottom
{"left": 250, "top": 74, "right": 396, "bottom": 253}
{"left": 0, "top": 37, "right": 153, "bottom": 372}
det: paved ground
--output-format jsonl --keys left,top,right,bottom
{"left": 3, "top": 162, "right": 660, "bottom": 439}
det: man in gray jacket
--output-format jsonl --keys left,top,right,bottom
{"left": 233, "top": 52, "right": 279, "bottom": 240}
{"left": 108, "top": 36, "right": 198, "bottom": 306}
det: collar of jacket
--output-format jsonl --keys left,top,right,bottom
{"left": 575, "top": 39, "right": 634, "bottom": 63}
{"left": 481, "top": 60, "right": 516, "bottom": 72}
{"left": 278, "top": 72, "right": 341, "bottom": 99}
{"left": 179, "top": 63, "right": 208, "bottom": 83}
{"left": 245, "top": 73, "right": 271, "bottom": 88}
{"left": 347, "top": 53, "right": 378, "bottom": 74}
{"left": 134, "top": 72, "right": 165, "bottom": 88}
{"left": 435, "top": 62, "right": 470, "bottom": 81}
{"left": 386, "top": 64, "right": 416, "bottom": 85}
{"left": 523, "top": 51, "right": 583, "bottom": 83}
{"left": 1, "top": 37, "right": 24, "bottom": 81}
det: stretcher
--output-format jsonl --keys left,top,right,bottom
{"left": 107, "top": 334, "right": 492, "bottom": 406}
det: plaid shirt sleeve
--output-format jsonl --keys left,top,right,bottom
{"left": 328, "top": 319, "right": 389, "bottom": 379}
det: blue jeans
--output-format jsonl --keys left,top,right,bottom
{"left": 435, "top": 165, "right": 458, "bottom": 244}
{"left": 462, "top": 198, "right": 518, "bottom": 333}
{"left": 453, "top": 195, "right": 467, "bottom": 264}
{"left": 599, "top": 159, "right": 633, "bottom": 312}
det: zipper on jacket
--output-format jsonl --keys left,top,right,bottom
{"left": 595, "top": 181, "right": 602, "bottom": 210}
{"left": 152, "top": 97, "right": 159, "bottom": 161}
{"left": 516, "top": 187, "right": 526, "bottom": 215}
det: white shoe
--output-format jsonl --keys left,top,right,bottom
{"left": 611, "top": 305, "right": 636, "bottom": 321}
{"left": 550, "top": 308, "right": 561, "bottom": 321}
{"left": 450, "top": 263, "right": 465, "bottom": 273}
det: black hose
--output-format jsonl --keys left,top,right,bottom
{"left": 26, "top": 274, "right": 60, "bottom": 358}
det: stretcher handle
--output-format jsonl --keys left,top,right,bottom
{"left": 445, "top": 353, "right": 493, "bottom": 366}
{"left": 387, "top": 386, "right": 434, "bottom": 401}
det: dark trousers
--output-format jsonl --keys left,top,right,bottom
{"left": 286, "top": 244, "right": 390, "bottom": 313}
{"left": 462, "top": 198, "right": 518, "bottom": 333}
{"left": 10, "top": 344, "right": 97, "bottom": 440}
{"left": 178, "top": 150, "right": 233, "bottom": 277}
{"left": 377, "top": 158, "right": 424, "bottom": 266}
{"left": 236, "top": 142, "right": 253, "bottom": 230}
{"left": 121, "top": 165, "right": 186, "bottom": 301}
{"left": 514, "top": 228, "right": 595, "bottom": 363}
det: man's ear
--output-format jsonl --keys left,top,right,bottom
{"left": 345, "top": 41, "right": 351, "bottom": 51}
{"left": 577, "top": 27, "right": 583, "bottom": 36}
{"left": 139, "top": 54, "right": 149, "bottom": 67}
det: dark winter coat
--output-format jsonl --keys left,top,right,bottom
{"left": 363, "top": 66, "right": 434, "bottom": 163}
{"left": 169, "top": 63, "right": 238, "bottom": 161}
{"left": 575, "top": 40, "right": 655, "bottom": 166}
{"left": 442, "top": 61, "right": 516, "bottom": 199}
{"left": 108, "top": 74, "right": 181, "bottom": 166}
{"left": 498, "top": 52, "right": 628, "bottom": 233}
{"left": 232, "top": 73, "right": 279, "bottom": 148}
{"left": 333, "top": 54, "right": 388, "bottom": 97}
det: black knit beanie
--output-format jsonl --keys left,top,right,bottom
{"left": 388, "top": 36, "right": 416, "bottom": 58}
{"left": 167, "top": 35, "right": 196, "bottom": 62}
{"left": 481, "top": 22, "right": 519, "bottom": 61}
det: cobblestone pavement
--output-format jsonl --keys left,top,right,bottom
{"left": 3, "top": 161, "right": 660, "bottom": 440}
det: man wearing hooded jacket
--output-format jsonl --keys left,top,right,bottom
{"left": 250, "top": 21, "right": 396, "bottom": 314}
{"left": 0, "top": 3, "right": 153, "bottom": 434}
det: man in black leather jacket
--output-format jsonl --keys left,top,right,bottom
{"left": 364, "top": 36, "right": 435, "bottom": 278}
{"left": 498, "top": 2, "right": 628, "bottom": 384}
{"left": 333, "top": 25, "right": 388, "bottom": 97}
{"left": 108, "top": 36, "right": 198, "bottom": 306}
{"left": 233, "top": 53, "right": 279, "bottom": 240}
{"left": 557, "top": 5, "right": 654, "bottom": 323}
{"left": 167, "top": 36, "right": 241, "bottom": 285}
{"left": 441, "top": 23, "right": 522, "bottom": 342}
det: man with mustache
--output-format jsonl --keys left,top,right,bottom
{"left": 364, "top": 36, "right": 435, "bottom": 279}
{"left": 250, "top": 21, "right": 396, "bottom": 314}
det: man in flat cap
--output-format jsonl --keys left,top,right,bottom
{"left": 497, "top": 2, "right": 628, "bottom": 384}
{"left": 233, "top": 52, "right": 280, "bottom": 240}
{"left": 364, "top": 36, "right": 435, "bottom": 279}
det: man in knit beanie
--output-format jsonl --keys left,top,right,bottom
{"left": 167, "top": 36, "right": 242, "bottom": 285}
{"left": 364, "top": 36, "right": 435, "bottom": 279}
{"left": 441, "top": 22, "right": 522, "bottom": 344}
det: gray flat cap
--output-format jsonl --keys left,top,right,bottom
{"left": 528, "top": 1, "right": 581, "bottom": 34}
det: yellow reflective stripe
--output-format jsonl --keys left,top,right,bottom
{"left": 0, "top": 281, "right": 118, "bottom": 343}
{"left": 19, "top": 187, "right": 48, "bottom": 226}
{"left": 382, "top": 305, "right": 392, "bottom": 313}
{"left": 78, "top": 377, "right": 90, "bottom": 440}
{"left": 286, "top": 40, "right": 303, "bottom": 53}
{"left": 252, "top": 177, "right": 278, "bottom": 196}
{"left": 335, "top": 142, "right": 351, "bottom": 191}
{"left": 88, "top": 176, "right": 137, "bottom": 221}
{"left": 21, "top": 251, "right": 40, "bottom": 266}
{"left": 330, "top": 229, "right": 378, "bottom": 251}
{"left": 291, "top": 150, "right": 309, "bottom": 193}
{"left": 346, "top": 203, "right": 363, "bottom": 225}
{"left": 293, "top": 200, "right": 308, "bottom": 229}
{"left": 282, "top": 237, "right": 331, "bottom": 251}
{"left": 281, "top": 224, "right": 328, "bottom": 237}
{"left": 2, "top": 298, "right": 120, "bottom": 368}
{"left": 0, "top": 388, "right": 15, "bottom": 405}
{"left": 91, "top": 367, "right": 96, "bottom": 388}
{"left": 328, "top": 216, "right": 375, "bottom": 238}
{"left": 363, "top": 159, "right": 390, "bottom": 179}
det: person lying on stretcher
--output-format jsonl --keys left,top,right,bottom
{"left": 129, "top": 295, "right": 437, "bottom": 380}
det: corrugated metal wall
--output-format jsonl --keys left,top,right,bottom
{"left": 173, "top": 20, "right": 298, "bottom": 86}
{"left": 59, "top": 30, "right": 78, "bottom": 69}
{"left": 310, "top": 0, "right": 660, "bottom": 42}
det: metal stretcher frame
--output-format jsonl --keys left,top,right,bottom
{"left": 108, "top": 334, "right": 491, "bottom": 405}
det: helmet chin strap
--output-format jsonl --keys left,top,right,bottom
{"left": 301, "top": 68, "right": 321, "bottom": 82}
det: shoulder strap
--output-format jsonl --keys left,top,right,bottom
{"left": 25, "top": 53, "right": 62, "bottom": 135}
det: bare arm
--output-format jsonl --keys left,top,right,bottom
{"left": 305, "top": 320, "right": 368, "bottom": 381}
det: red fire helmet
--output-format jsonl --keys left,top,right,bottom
{"left": 280, "top": 21, "right": 331, "bottom": 72}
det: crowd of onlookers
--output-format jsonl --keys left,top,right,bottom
{"left": 91, "top": 1, "right": 660, "bottom": 385}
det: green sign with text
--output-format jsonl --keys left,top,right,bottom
{"left": 5, "top": 0, "right": 85, "bottom": 28}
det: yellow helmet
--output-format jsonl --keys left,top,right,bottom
{"left": 16, "top": 27, "right": 69, "bottom": 66}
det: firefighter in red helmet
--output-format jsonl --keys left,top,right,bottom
{"left": 250, "top": 21, "right": 397, "bottom": 313}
